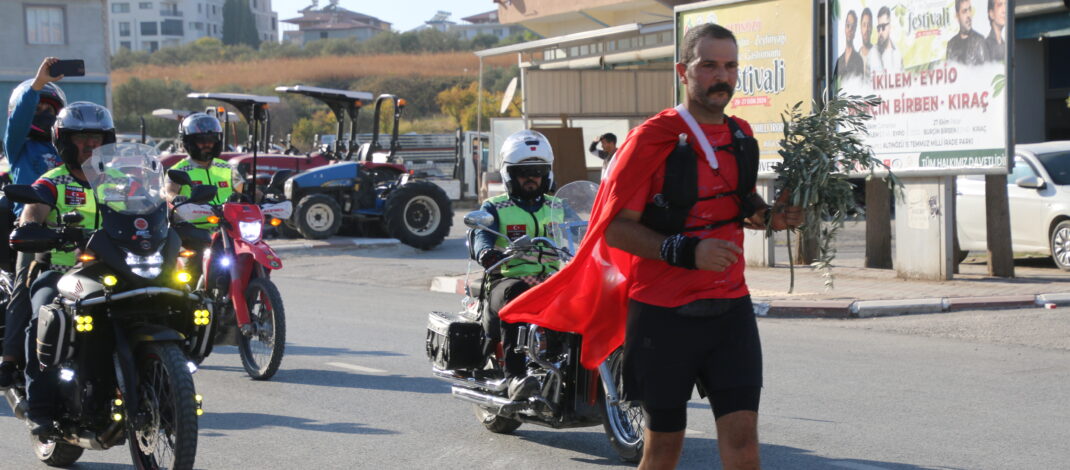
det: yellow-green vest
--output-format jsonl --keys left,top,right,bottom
{"left": 488, "top": 194, "right": 564, "bottom": 278}
{"left": 39, "top": 166, "right": 99, "bottom": 269}
{"left": 170, "top": 158, "right": 233, "bottom": 228}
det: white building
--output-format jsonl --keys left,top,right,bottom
{"left": 108, "top": 0, "right": 276, "bottom": 54}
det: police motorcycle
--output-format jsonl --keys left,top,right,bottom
{"left": 425, "top": 181, "right": 645, "bottom": 462}
{"left": 2, "top": 143, "right": 208, "bottom": 469}
{"left": 169, "top": 169, "right": 292, "bottom": 380}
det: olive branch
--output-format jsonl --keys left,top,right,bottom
{"left": 770, "top": 93, "right": 901, "bottom": 292}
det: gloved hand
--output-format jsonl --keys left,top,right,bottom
{"left": 478, "top": 249, "right": 506, "bottom": 269}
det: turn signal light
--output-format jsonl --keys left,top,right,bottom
{"left": 206, "top": 215, "right": 220, "bottom": 224}
{"left": 78, "top": 253, "right": 96, "bottom": 262}
{"left": 193, "top": 309, "right": 211, "bottom": 326}
{"left": 102, "top": 275, "right": 118, "bottom": 287}
{"left": 216, "top": 106, "right": 225, "bottom": 114}
{"left": 179, "top": 249, "right": 196, "bottom": 258}
{"left": 397, "top": 98, "right": 407, "bottom": 107}
{"left": 270, "top": 218, "right": 282, "bottom": 227}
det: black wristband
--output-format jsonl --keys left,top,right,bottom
{"left": 659, "top": 234, "right": 701, "bottom": 269}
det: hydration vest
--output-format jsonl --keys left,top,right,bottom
{"left": 639, "top": 117, "right": 761, "bottom": 236}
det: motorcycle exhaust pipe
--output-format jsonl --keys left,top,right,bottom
{"left": 4, "top": 387, "right": 28, "bottom": 420}
{"left": 451, "top": 386, "right": 519, "bottom": 414}
{"left": 431, "top": 367, "right": 509, "bottom": 392}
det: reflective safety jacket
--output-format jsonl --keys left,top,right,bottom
{"left": 34, "top": 166, "right": 100, "bottom": 269}
{"left": 486, "top": 193, "right": 564, "bottom": 278}
{"left": 170, "top": 158, "right": 233, "bottom": 228}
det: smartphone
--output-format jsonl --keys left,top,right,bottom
{"left": 49, "top": 59, "right": 85, "bottom": 77}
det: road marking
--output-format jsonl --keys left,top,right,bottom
{"left": 830, "top": 462, "right": 891, "bottom": 470}
{"left": 326, "top": 361, "right": 387, "bottom": 374}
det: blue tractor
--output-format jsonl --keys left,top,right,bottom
{"left": 277, "top": 88, "right": 453, "bottom": 250}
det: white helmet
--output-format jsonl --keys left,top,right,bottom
{"left": 499, "top": 130, "right": 554, "bottom": 198}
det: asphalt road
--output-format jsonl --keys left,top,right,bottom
{"left": 1, "top": 238, "right": 1068, "bottom": 468}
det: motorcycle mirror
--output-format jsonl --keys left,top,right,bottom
{"left": 61, "top": 211, "right": 84, "bottom": 226}
{"left": 268, "top": 170, "right": 293, "bottom": 192}
{"left": 3, "top": 184, "right": 51, "bottom": 206}
{"left": 167, "top": 169, "right": 193, "bottom": 186}
{"left": 188, "top": 184, "right": 218, "bottom": 204}
{"left": 463, "top": 210, "right": 495, "bottom": 230}
{"left": 9, "top": 223, "right": 61, "bottom": 253}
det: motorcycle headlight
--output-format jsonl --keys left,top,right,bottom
{"left": 125, "top": 249, "right": 164, "bottom": 279}
{"left": 239, "top": 221, "right": 263, "bottom": 243}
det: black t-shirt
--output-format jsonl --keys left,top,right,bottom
{"left": 947, "top": 30, "right": 987, "bottom": 65}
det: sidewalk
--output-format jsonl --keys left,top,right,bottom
{"left": 430, "top": 258, "right": 1070, "bottom": 318}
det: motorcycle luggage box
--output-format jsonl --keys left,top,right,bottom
{"left": 426, "top": 311, "right": 483, "bottom": 370}
{"left": 37, "top": 303, "right": 76, "bottom": 368}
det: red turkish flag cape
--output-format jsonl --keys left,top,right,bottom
{"left": 500, "top": 107, "right": 709, "bottom": 369}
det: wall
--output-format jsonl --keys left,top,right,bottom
{"left": 1014, "top": 38, "right": 1046, "bottom": 144}
{"left": 524, "top": 70, "right": 674, "bottom": 117}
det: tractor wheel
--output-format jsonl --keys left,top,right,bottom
{"left": 383, "top": 181, "right": 452, "bottom": 250}
{"left": 295, "top": 194, "right": 342, "bottom": 240}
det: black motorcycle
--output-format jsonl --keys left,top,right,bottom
{"left": 2, "top": 143, "right": 211, "bottom": 469}
{"left": 425, "top": 181, "right": 645, "bottom": 462}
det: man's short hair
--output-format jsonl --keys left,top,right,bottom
{"left": 846, "top": 10, "right": 858, "bottom": 23}
{"left": 878, "top": 6, "right": 891, "bottom": 19}
{"left": 600, "top": 133, "right": 617, "bottom": 144}
{"left": 678, "top": 23, "right": 737, "bottom": 66}
{"left": 987, "top": 0, "right": 996, "bottom": 13}
{"left": 861, "top": 7, "right": 873, "bottom": 20}
{"left": 955, "top": 0, "right": 971, "bottom": 12}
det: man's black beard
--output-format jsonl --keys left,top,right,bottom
{"left": 517, "top": 184, "right": 542, "bottom": 201}
{"left": 878, "top": 38, "right": 888, "bottom": 53}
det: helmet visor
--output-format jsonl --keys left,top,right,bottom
{"left": 509, "top": 164, "right": 551, "bottom": 179}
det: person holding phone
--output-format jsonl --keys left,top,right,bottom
{"left": 0, "top": 57, "right": 67, "bottom": 389}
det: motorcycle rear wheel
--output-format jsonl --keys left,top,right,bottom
{"left": 128, "top": 342, "right": 199, "bottom": 470}
{"left": 473, "top": 406, "right": 521, "bottom": 434}
{"left": 32, "top": 435, "right": 84, "bottom": 467}
{"left": 601, "top": 348, "right": 644, "bottom": 463}
{"left": 238, "top": 278, "right": 286, "bottom": 380}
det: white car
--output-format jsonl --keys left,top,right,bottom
{"left": 956, "top": 141, "right": 1070, "bottom": 270}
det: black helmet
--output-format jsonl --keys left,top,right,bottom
{"left": 52, "top": 102, "right": 116, "bottom": 170}
{"left": 8, "top": 79, "right": 66, "bottom": 141}
{"left": 179, "top": 113, "right": 223, "bottom": 163}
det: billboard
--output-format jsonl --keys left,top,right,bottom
{"left": 830, "top": 0, "right": 1010, "bottom": 174}
{"left": 676, "top": 0, "right": 817, "bottom": 173}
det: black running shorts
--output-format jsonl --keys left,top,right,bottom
{"left": 621, "top": 296, "right": 763, "bottom": 412}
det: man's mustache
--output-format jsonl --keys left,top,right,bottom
{"left": 707, "top": 83, "right": 734, "bottom": 95}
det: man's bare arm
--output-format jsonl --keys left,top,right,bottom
{"left": 20, "top": 203, "right": 51, "bottom": 225}
{"left": 604, "top": 209, "right": 665, "bottom": 260}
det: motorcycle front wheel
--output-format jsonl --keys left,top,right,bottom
{"left": 601, "top": 348, "right": 644, "bottom": 463}
{"left": 238, "top": 277, "right": 286, "bottom": 380}
{"left": 128, "top": 342, "right": 199, "bottom": 470}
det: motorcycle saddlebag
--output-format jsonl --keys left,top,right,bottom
{"left": 426, "top": 311, "right": 483, "bottom": 370}
{"left": 37, "top": 303, "right": 76, "bottom": 368}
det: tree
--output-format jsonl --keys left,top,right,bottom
{"left": 223, "top": 0, "right": 260, "bottom": 48}
{"left": 436, "top": 81, "right": 519, "bottom": 131}
{"left": 290, "top": 110, "right": 337, "bottom": 151}
{"left": 112, "top": 78, "right": 199, "bottom": 136}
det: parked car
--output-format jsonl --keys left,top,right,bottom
{"left": 956, "top": 141, "right": 1070, "bottom": 270}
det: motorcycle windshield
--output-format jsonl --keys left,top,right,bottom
{"left": 84, "top": 143, "right": 166, "bottom": 215}
{"left": 549, "top": 181, "right": 598, "bottom": 256}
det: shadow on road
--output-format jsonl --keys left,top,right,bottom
{"left": 269, "top": 368, "right": 450, "bottom": 394}
{"left": 201, "top": 411, "right": 397, "bottom": 435}
{"left": 283, "top": 345, "right": 405, "bottom": 358}
{"left": 516, "top": 429, "right": 951, "bottom": 469}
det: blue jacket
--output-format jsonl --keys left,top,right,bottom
{"left": 4, "top": 87, "right": 62, "bottom": 213}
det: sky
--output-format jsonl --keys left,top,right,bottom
{"left": 272, "top": 0, "right": 498, "bottom": 34}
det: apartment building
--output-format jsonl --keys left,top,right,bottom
{"left": 108, "top": 0, "right": 276, "bottom": 53}
{"left": 1, "top": 0, "right": 111, "bottom": 140}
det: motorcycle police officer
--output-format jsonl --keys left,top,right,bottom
{"left": 0, "top": 58, "right": 67, "bottom": 389}
{"left": 15, "top": 102, "right": 115, "bottom": 435}
{"left": 472, "top": 130, "right": 565, "bottom": 401}
{"left": 164, "top": 112, "right": 237, "bottom": 224}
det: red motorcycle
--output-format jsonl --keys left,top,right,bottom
{"left": 172, "top": 170, "right": 293, "bottom": 380}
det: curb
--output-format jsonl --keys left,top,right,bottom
{"left": 272, "top": 237, "right": 402, "bottom": 254}
{"left": 429, "top": 275, "right": 1069, "bottom": 317}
